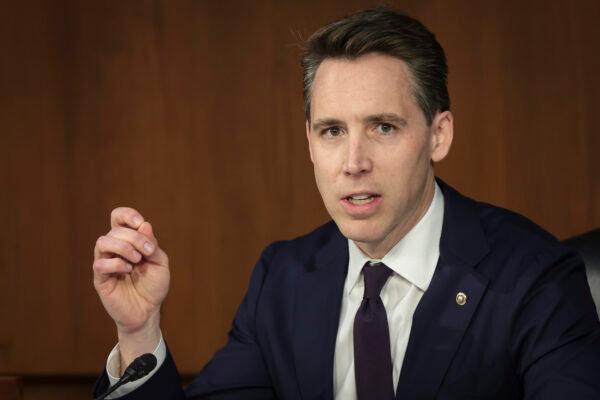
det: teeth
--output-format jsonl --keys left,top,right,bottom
{"left": 349, "top": 198, "right": 372, "bottom": 205}
{"left": 350, "top": 194, "right": 371, "bottom": 200}
{"left": 348, "top": 194, "right": 375, "bottom": 205}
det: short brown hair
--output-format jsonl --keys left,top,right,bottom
{"left": 301, "top": 6, "right": 449, "bottom": 125}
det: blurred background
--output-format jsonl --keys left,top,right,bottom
{"left": 1, "top": 0, "right": 599, "bottom": 398}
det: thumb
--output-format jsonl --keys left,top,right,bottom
{"left": 138, "top": 221, "right": 168, "bottom": 265}
{"left": 139, "top": 221, "right": 157, "bottom": 243}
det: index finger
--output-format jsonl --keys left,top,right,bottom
{"left": 110, "top": 207, "right": 144, "bottom": 229}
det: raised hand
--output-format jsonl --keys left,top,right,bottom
{"left": 93, "top": 207, "right": 170, "bottom": 370}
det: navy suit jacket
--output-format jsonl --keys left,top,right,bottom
{"left": 93, "top": 180, "right": 600, "bottom": 399}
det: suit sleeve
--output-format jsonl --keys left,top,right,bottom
{"left": 92, "top": 243, "right": 279, "bottom": 400}
{"left": 184, "top": 243, "right": 278, "bottom": 399}
{"left": 511, "top": 247, "right": 600, "bottom": 399}
{"left": 92, "top": 346, "right": 186, "bottom": 399}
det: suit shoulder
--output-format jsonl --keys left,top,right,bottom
{"left": 474, "top": 200, "right": 559, "bottom": 252}
{"left": 439, "top": 179, "right": 564, "bottom": 261}
{"left": 470, "top": 200, "right": 579, "bottom": 284}
{"left": 262, "top": 220, "right": 339, "bottom": 263}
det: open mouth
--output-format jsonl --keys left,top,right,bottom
{"left": 345, "top": 193, "right": 381, "bottom": 205}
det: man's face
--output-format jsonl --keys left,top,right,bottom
{"left": 306, "top": 53, "right": 452, "bottom": 258}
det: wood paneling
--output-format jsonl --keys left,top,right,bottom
{"left": 1, "top": 0, "right": 598, "bottom": 385}
{"left": 21, "top": 377, "right": 91, "bottom": 400}
{"left": 0, "top": 377, "right": 23, "bottom": 400}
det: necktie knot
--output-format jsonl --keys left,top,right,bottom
{"left": 362, "top": 262, "right": 393, "bottom": 300}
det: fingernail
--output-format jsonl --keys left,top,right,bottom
{"left": 144, "top": 242, "right": 154, "bottom": 253}
{"left": 133, "top": 216, "right": 143, "bottom": 227}
{"left": 126, "top": 263, "right": 133, "bottom": 272}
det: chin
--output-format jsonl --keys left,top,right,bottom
{"left": 335, "top": 218, "right": 387, "bottom": 244}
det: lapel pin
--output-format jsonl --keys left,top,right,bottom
{"left": 456, "top": 292, "right": 467, "bottom": 306}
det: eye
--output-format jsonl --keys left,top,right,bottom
{"left": 376, "top": 123, "right": 396, "bottom": 135}
{"left": 322, "top": 126, "right": 343, "bottom": 137}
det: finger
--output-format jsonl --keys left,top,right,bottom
{"left": 137, "top": 222, "right": 168, "bottom": 265}
{"left": 93, "top": 258, "right": 133, "bottom": 287}
{"left": 93, "top": 257, "right": 133, "bottom": 276}
{"left": 95, "top": 235, "right": 143, "bottom": 264}
{"left": 110, "top": 207, "right": 144, "bottom": 230}
{"left": 146, "top": 246, "right": 169, "bottom": 267}
{"left": 108, "top": 226, "right": 157, "bottom": 258}
{"left": 138, "top": 221, "right": 155, "bottom": 240}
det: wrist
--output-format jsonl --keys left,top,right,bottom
{"left": 116, "top": 313, "right": 161, "bottom": 374}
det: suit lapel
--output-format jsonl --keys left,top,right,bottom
{"left": 292, "top": 226, "right": 348, "bottom": 400}
{"left": 396, "top": 180, "right": 491, "bottom": 399}
{"left": 396, "top": 257, "right": 489, "bottom": 398}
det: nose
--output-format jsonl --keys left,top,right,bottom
{"left": 342, "top": 133, "right": 373, "bottom": 176}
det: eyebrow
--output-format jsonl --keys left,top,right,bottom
{"left": 364, "top": 113, "right": 408, "bottom": 128}
{"left": 311, "top": 113, "right": 407, "bottom": 131}
{"left": 311, "top": 118, "right": 345, "bottom": 131}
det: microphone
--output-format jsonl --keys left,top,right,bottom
{"left": 95, "top": 353, "right": 157, "bottom": 400}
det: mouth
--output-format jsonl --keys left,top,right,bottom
{"left": 343, "top": 193, "right": 381, "bottom": 205}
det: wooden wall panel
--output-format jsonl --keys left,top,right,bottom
{"left": 432, "top": 0, "right": 600, "bottom": 237}
{"left": 1, "top": 0, "right": 598, "bottom": 385}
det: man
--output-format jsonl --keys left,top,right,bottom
{"left": 92, "top": 7, "right": 600, "bottom": 400}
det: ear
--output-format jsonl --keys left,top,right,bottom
{"left": 429, "top": 110, "right": 454, "bottom": 163}
{"left": 306, "top": 119, "right": 315, "bottom": 163}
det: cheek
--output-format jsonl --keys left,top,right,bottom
{"left": 397, "top": 137, "right": 431, "bottom": 170}
{"left": 312, "top": 159, "right": 342, "bottom": 207}
{"left": 312, "top": 160, "right": 331, "bottom": 194}
{"left": 312, "top": 149, "right": 337, "bottom": 177}
{"left": 378, "top": 148, "right": 430, "bottom": 195}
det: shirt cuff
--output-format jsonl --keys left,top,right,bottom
{"left": 104, "top": 334, "right": 166, "bottom": 399}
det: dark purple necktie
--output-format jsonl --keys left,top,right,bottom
{"left": 354, "top": 262, "right": 395, "bottom": 400}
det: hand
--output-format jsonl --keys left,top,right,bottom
{"left": 93, "top": 207, "right": 170, "bottom": 342}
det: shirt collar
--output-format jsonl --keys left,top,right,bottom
{"left": 346, "top": 181, "right": 444, "bottom": 294}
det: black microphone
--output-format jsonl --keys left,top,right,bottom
{"left": 95, "top": 353, "right": 157, "bottom": 400}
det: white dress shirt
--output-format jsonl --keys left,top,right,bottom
{"left": 104, "top": 335, "right": 166, "bottom": 398}
{"left": 105, "top": 182, "right": 444, "bottom": 399}
{"left": 334, "top": 182, "right": 444, "bottom": 399}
